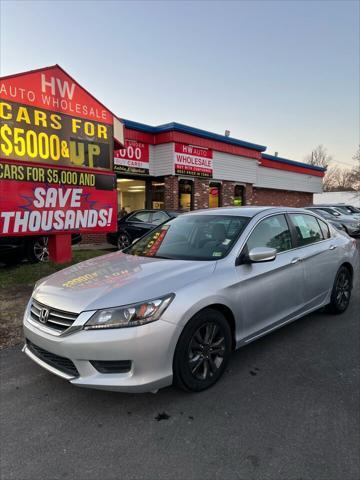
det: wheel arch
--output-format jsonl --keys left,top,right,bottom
{"left": 340, "top": 262, "right": 354, "bottom": 286}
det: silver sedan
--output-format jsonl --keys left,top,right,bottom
{"left": 23, "top": 207, "right": 358, "bottom": 393}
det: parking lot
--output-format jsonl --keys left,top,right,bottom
{"left": 1, "top": 263, "right": 359, "bottom": 480}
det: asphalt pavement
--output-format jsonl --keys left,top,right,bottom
{"left": 1, "top": 278, "right": 359, "bottom": 480}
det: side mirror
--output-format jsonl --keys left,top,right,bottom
{"left": 248, "top": 247, "right": 277, "bottom": 263}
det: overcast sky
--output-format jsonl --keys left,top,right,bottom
{"left": 1, "top": 0, "right": 359, "bottom": 168}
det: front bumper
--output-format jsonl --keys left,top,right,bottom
{"left": 23, "top": 310, "right": 181, "bottom": 393}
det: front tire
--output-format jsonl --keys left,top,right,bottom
{"left": 327, "top": 266, "right": 352, "bottom": 314}
{"left": 173, "top": 308, "right": 232, "bottom": 392}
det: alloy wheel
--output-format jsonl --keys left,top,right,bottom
{"left": 188, "top": 322, "right": 226, "bottom": 381}
{"left": 33, "top": 237, "right": 49, "bottom": 262}
{"left": 117, "top": 233, "right": 131, "bottom": 250}
{"left": 334, "top": 270, "right": 351, "bottom": 310}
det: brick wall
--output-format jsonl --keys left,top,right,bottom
{"left": 250, "top": 187, "right": 313, "bottom": 207}
{"left": 221, "top": 181, "right": 236, "bottom": 206}
{"left": 164, "top": 176, "right": 179, "bottom": 210}
{"left": 221, "top": 182, "right": 253, "bottom": 206}
{"left": 164, "top": 177, "right": 254, "bottom": 210}
{"left": 193, "top": 178, "right": 209, "bottom": 209}
{"left": 81, "top": 233, "right": 108, "bottom": 244}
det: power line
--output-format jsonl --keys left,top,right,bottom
{"left": 331, "top": 160, "right": 358, "bottom": 168}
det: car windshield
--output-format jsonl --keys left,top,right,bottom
{"left": 124, "top": 214, "right": 249, "bottom": 260}
{"left": 313, "top": 209, "right": 330, "bottom": 217}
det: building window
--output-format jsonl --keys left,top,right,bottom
{"left": 116, "top": 178, "right": 146, "bottom": 214}
{"left": 234, "top": 185, "right": 245, "bottom": 206}
{"left": 209, "top": 182, "right": 221, "bottom": 208}
{"left": 179, "top": 179, "right": 193, "bottom": 211}
{"left": 151, "top": 180, "right": 165, "bottom": 209}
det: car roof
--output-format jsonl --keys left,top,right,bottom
{"left": 315, "top": 204, "right": 351, "bottom": 207}
{"left": 181, "top": 206, "right": 311, "bottom": 218}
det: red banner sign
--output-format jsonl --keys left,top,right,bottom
{"left": 0, "top": 161, "right": 116, "bottom": 236}
{"left": 0, "top": 65, "right": 113, "bottom": 124}
{"left": 0, "top": 65, "right": 119, "bottom": 245}
{"left": 174, "top": 143, "right": 213, "bottom": 178}
{"left": 114, "top": 140, "right": 150, "bottom": 175}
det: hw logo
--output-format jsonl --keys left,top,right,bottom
{"left": 41, "top": 74, "right": 75, "bottom": 99}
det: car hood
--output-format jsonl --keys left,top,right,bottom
{"left": 33, "top": 252, "right": 216, "bottom": 313}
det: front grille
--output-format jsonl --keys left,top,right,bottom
{"left": 30, "top": 298, "right": 78, "bottom": 333}
{"left": 26, "top": 339, "right": 79, "bottom": 377}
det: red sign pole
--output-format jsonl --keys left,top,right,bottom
{"left": 48, "top": 234, "right": 72, "bottom": 263}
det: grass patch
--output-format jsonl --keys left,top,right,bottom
{"left": 0, "top": 250, "right": 107, "bottom": 289}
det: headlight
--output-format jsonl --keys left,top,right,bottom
{"left": 84, "top": 294, "right": 174, "bottom": 330}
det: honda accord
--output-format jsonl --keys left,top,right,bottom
{"left": 23, "top": 207, "right": 358, "bottom": 392}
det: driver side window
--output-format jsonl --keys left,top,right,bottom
{"left": 247, "top": 215, "right": 292, "bottom": 253}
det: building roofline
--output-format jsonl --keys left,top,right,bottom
{"left": 122, "top": 119, "right": 266, "bottom": 152}
{"left": 262, "top": 153, "right": 327, "bottom": 172}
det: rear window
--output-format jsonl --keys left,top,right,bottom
{"left": 289, "top": 214, "right": 324, "bottom": 246}
{"left": 128, "top": 212, "right": 151, "bottom": 223}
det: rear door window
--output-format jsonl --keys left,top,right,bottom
{"left": 289, "top": 214, "right": 324, "bottom": 246}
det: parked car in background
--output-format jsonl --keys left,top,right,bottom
{"left": 318, "top": 204, "right": 360, "bottom": 219}
{"left": 306, "top": 207, "right": 360, "bottom": 237}
{"left": 0, "top": 234, "right": 82, "bottom": 266}
{"left": 23, "top": 207, "right": 357, "bottom": 393}
{"left": 107, "top": 209, "right": 180, "bottom": 250}
{"left": 305, "top": 207, "right": 348, "bottom": 233}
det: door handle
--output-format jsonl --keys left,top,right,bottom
{"left": 329, "top": 245, "right": 337, "bottom": 250}
{"left": 290, "top": 257, "right": 302, "bottom": 264}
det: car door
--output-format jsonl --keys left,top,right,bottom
{"left": 235, "top": 214, "right": 306, "bottom": 340}
{"left": 125, "top": 211, "right": 154, "bottom": 240}
{"left": 287, "top": 213, "right": 340, "bottom": 310}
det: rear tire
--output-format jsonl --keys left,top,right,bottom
{"left": 117, "top": 232, "right": 131, "bottom": 250}
{"left": 173, "top": 308, "right": 232, "bottom": 392}
{"left": 326, "top": 266, "right": 352, "bottom": 314}
{"left": 26, "top": 237, "right": 49, "bottom": 263}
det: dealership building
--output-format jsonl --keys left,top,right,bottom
{"left": 112, "top": 119, "right": 325, "bottom": 217}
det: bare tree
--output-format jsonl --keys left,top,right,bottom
{"left": 323, "top": 166, "right": 343, "bottom": 191}
{"left": 353, "top": 145, "right": 360, "bottom": 163}
{"left": 323, "top": 159, "right": 359, "bottom": 192}
{"left": 348, "top": 146, "right": 360, "bottom": 191}
{"left": 306, "top": 145, "right": 332, "bottom": 168}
